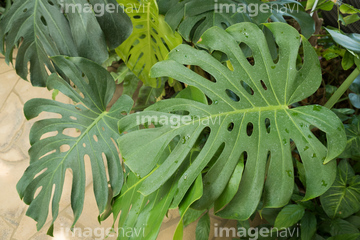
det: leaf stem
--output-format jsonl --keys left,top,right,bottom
{"left": 324, "top": 67, "right": 360, "bottom": 109}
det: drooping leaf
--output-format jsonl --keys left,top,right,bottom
{"left": 320, "top": 160, "right": 360, "bottom": 219}
{"left": 17, "top": 56, "right": 133, "bottom": 231}
{"left": 89, "top": 0, "right": 133, "bottom": 49}
{"left": 326, "top": 28, "right": 360, "bottom": 54}
{"left": 111, "top": 171, "right": 178, "bottom": 240}
{"left": 165, "top": 0, "right": 272, "bottom": 43}
{"left": 0, "top": 0, "right": 132, "bottom": 87}
{"left": 116, "top": 0, "right": 182, "bottom": 87}
{"left": 274, "top": 204, "right": 305, "bottom": 229}
{"left": 174, "top": 174, "right": 203, "bottom": 240}
{"left": 118, "top": 22, "right": 346, "bottom": 221}
{"left": 0, "top": 0, "right": 77, "bottom": 86}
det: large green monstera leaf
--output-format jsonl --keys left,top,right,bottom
{"left": 116, "top": 0, "right": 182, "bottom": 87}
{"left": 118, "top": 22, "right": 346, "bottom": 221}
{"left": 17, "top": 56, "right": 133, "bottom": 232}
{"left": 0, "top": 0, "right": 132, "bottom": 86}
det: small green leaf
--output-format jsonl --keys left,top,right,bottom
{"left": 300, "top": 212, "right": 317, "bottom": 240}
{"left": 320, "top": 160, "right": 360, "bottom": 219}
{"left": 330, "top": 218, "right": 359, "bottom": 236}
{"left": 342, "top": 51, "right": 355, "bottom": 70}
{"left": 326, "top": 28, "right": 360, "bottom": 54}
{"left": 274, "top": 204, "right": 305, "bottom": 229}
{"left": 195, "top": 212, "right": 210, "bottom": 240}
{"left": 183, "top": 208, "right": 205, "bottom": 226}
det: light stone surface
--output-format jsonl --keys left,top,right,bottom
{"left": 0, "top": 57, "right": 240, "bottom": 240}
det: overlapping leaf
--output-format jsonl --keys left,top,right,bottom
{"left": 165, "top": 0, "right": 271, "bottom": 43}
{"left": 270, "top": 0, "right": 315, "bottom": 39}
{"left": 116, "top": 0, "right": 182, "bottom": 87}
{"left": 118, "top": 22, "right": 346, "bottom": 221}
{"left": 17, "top": 56, "right": 133, "bottom": 232}
{"left": 0, "top": 0, "right": 131, "bottom": 86}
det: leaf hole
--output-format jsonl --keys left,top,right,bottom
{"left": 133, "top": 15, "right": 141, "bottom": 19}
{"left": 152, "top": 28, "right": 159, "bottom": 35}
{"left": 206, "top": 96, "right": 212, "bottom": 105}
{"left": 221, "top": 22, "right": 229, "bottom": 29}
{"left": 309, "top": 125, "right": 327, "bottom": 149}
{"left": 246, "top": 122, "right": 254, "bottom": 136}
{"left": 265, "top": 118, "right": 270, "bottom": 133}
{"left": 83, "top": 143, "right": 86, "bottom": 148}
{"left": 194, "top": 66, "right": 216, "bottom": 83}
{"left": 240, "top": 80, "right": 254, "bottom": 95}
{"left": 139, "top": 34, "right": 146, "bottom": 40}
{"left": 23, "top": 8, "right": 28, "bottom": 12}
{"left": 93, "top": 135, "right": 98, "bottom": 142}
{"left": 60, "top": 144, "right": 70, "bottom": 153}
{"left": 260, "top": 80, "right": 267, "bottom": 90}
{"left": 39, "top": 150, "right": 56, "bottom": 160}
{"left": 102, "top": 127, "right": 105, "bottom": 131}
{"left": 70, "top": 116, "right": 77, "bottom": 121}
{"left": 40, "top": 16, "right": 47, "bottom": 26}
{"left": 48, "top": 1, "right": 54, "bottom": 5}
{"left": 62, "top": 128, "right": 81, "bottom": 137}
{"left": 34, "top": 186, "right": 43, "bottom": 199}
{"left": 161, "top": 38, "right": 171, "bottom": 52}
{"left": 135, "top": 25, "right": 144, "bottom": 29}
{"left": 239, "top": 43, "right": 253, "bottom": 58}
{"left": 243, "top": 151, "right": 248, "bottom": 161}
{"left": 34, "top": 168, "right": 48, "bottom": 179}
{"left": 247, "top": 57, "right": 255, "bottom": 66}
{"left": 151, "top": 36, "right": 157, "bottom": 44}
{"left": 225, "top": 89, "right": 240, "bottom": 102}
{"left": 40, "top": 131, "right": 58, "bottom": 140}
{"left": 228, "top": 122, "right": 234, "bottom": 132}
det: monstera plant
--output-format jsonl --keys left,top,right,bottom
{"left": 0, "top": 0, "right": 357, "bottom": 239}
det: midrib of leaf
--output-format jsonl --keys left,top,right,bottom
{"left": 119, "top": 166, "right": 160, "bottom": 197}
